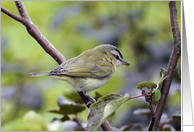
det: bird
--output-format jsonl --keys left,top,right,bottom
{"left": 30, "top": 44, "right": 130, "bottom": 97}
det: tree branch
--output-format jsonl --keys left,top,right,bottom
{"left": 152, "top": 1, "right": 181, "bottom": 130}
{"left": 15, "top": 1, "right": 31, "bottom": 21}
{"left": 1, "top": 1, "right": 112, "bottom": 131}
{"left": 101, "top": 120, "right": 113, "bottom": 131}
{"left": 2, "top": 1, "right": 66, "bottom": 65}
{"left": 15, "top": 1, "right": 66, "bottom": 65}
{"left": 1, "top": 7, "right": 22, "bottom": 22}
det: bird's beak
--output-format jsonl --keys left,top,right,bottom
{"left": 121, "top": 59, "right": 130, "bottom": 66}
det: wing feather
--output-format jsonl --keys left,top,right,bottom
{"left": 48, "top": 56, "right": 114, "bottom": 79}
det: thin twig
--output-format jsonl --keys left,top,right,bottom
{"left": 147, "top": 92, "right": 156, "bottom": 131}
{"left": 130, "top": 94, "right": 151, "bottom": 99}
{"left": 152, "top": 1, "right": 181, "bottom": 130}
{"left": 1, "top": 7, "right": 22, "bottom": 22}
{"left": 74, "top": 114, "right": 86, "bottom": 131}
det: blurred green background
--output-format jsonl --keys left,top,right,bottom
{"left": 1, "top": 1, "right": 181, "bottom": 131}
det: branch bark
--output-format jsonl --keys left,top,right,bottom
{"left": 1, "top": 1, "right": 112, "bottom": 131}
{"left": 1, "top": 6, "right": 22, "bottom": 22}
{"left": 151, "top": 1, "right": 181, "bottom": 130}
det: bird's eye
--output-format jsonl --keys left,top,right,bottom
{"left": 115, "top": 55, "right": 119, "bottom": 60}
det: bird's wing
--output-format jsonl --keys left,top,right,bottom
{"left": 48, "top": 57, "right": 114, "bottom": 79}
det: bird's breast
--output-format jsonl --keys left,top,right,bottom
{"left": 73, "top": 77, "right": 112, "bottom": 95}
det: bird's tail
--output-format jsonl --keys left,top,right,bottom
{"left": 30, "top": 71, "right": 49, "bottom": 77}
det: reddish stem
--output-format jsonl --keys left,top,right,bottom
{"left": 130, "top": 94, "right": 151, "bottom": 99}
{"left": 1, "top": 7, "right": 22, "bottom": 22}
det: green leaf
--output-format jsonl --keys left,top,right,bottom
{"left": 153, "top": 89, "right": 161, "bottom": 101}
{"left": 160, "top": 68, "right": 166, "bottom": 78}
{"left": 158, "top": 75, "right": 169, "bottom": 85}
{"left": 63, "top": 92, "right": 84, "bottom": 104}
{"left": 158, "top": 68, "right": 169, "bottom": 89}
{"left": 50, "top": 115, "right": 70, "bottom": 123}
{"left": 166, "top": 114, "right": 181, "bottom": 124}
{"left": 1, "top": 120, "right": 44, "bottom": 131}
{"left": 121, "top": 124, "right": 143, "bottom": 131}
{"left": 162, "top": 124, "right": 175, "bottom": 131}
{"left": 1, "top": 110, "right": 47, "bottom": 131}
{"left": 136, "top": 69, "right": 168, "bottom": 91}
{"left": 137, "top": 81, "right": 157, "bottom": 89}
{"left": 48, "top": 109, "right": 67, "bottom": 115}
{"left": 133, "top": 108, "right": 151, "bottom": 118}
{"left": 94, "top": 91, "right": 103, "bottom": 101}
{"left": 86, "top": 93, "right": 131, "bottom": 131}
{"left": 49, "top": 96, "right": 85, "bottom": 115}
{"left": 121, "top": 124, "right": 133, "bottom": 131}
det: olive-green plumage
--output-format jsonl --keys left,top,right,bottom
{"left": 30, "top": 44, "right": 129, "bottom": 95}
